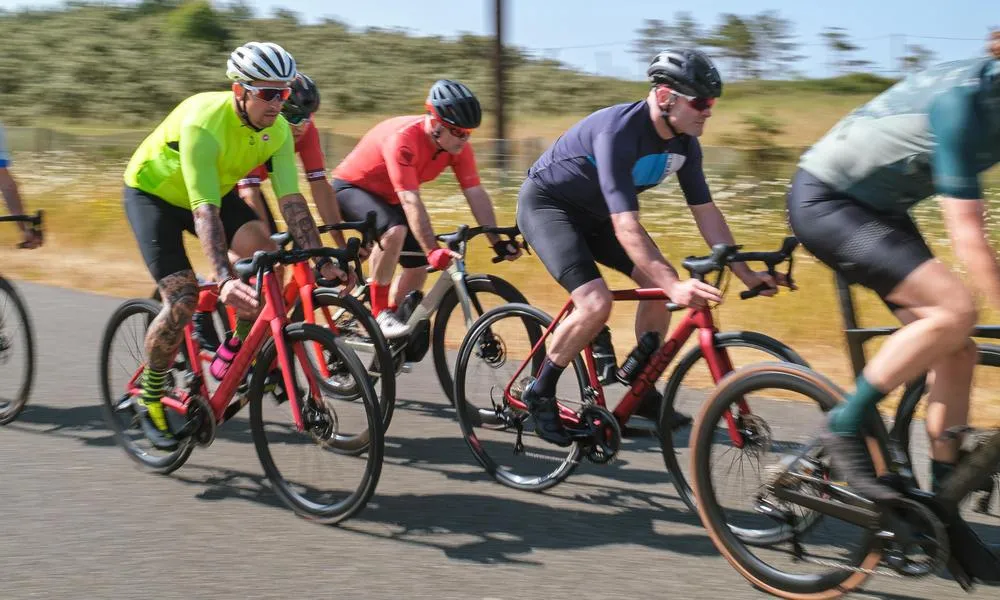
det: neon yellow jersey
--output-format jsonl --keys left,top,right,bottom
{"left": 124, "top": 91, "right": 298, "bottom": 210}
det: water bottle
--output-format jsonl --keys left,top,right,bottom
{"left": 615, "top": 331, "right": 661, "bottom": 385}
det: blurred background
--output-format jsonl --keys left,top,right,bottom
{"left": 1, "top": 0, "right": 998, "bottom": 417}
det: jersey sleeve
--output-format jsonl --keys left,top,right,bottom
{"left": 296, "top": 123, "right": 328, "bottom": 182}
{"left": 0, "top": 125, "right": 10, "bottom": 168}
{"left": 928, "top": 86, "right": 983, "bottom": 199}
{"left": 383, "top": 130, "right": 420, "bottom": 193}
{"left": 593, "top": 129, "right": 639, "bottom": 214}
{"left": 676, "top": 137, "right": 712, "bottom": 206}
{"left": 268, "top": 128, "right": 301, "bottom": 199}
{"left": 451, "top": 143, "right": 482, "bottom": 189}
{"left": 179, "top": 123, "right": 223, "bottom": 210}
{"left": 238, "top": 165, "right": 267, "bottom": 188}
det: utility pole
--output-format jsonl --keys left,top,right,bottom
{"left": 493, "top": 0, "right": 507, "bottom": 172}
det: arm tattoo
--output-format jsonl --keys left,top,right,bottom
{"left": 281, "top": 196, "right": 323, "bottom": 250}
{"left": 146, "top": 270, "right": 198, "bottom": 371}
{"left": 192, "top": 204, "right": 234, "bottom": 281}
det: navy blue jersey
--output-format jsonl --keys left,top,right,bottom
{"left": 527, "top": 101, "right": 712, "bottom": 217}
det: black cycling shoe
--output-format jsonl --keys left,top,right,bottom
{"left": 818, "top": 428, "right": 902, "bottom": 503}
{"left": 191, "top": 310, "right": 222, "bottom": 352}
{"left": 135, "top": 398, "right": 179, "bottom": 452}
{"left": 521, "top": 381, "right": 573, "bottom": 447}
{"left": 631, "top": 389, "right": 693, "bottom": 431}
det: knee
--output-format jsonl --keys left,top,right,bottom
{"left": 934, "top": 294, "right": 978, "bottom": 341}
{"left": 163, "top": 282, "right": 199, "bottom": 325}
{"left": 575, "top": 286, "right": 613, "bottom": 322}
{"left": 380, "top": 225, "right": 407, "bottom": 249}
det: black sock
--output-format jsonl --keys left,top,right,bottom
{"left": 534, "top": 358, "right": 566, "bottom": 398}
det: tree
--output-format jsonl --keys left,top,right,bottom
{"left": 630, "top": 18, "right": 672, "bottom": 64}
{"left": 706, "top": 14, "right": 758, "bottom": 79}
{"left": 751, "top": 10, "right": 803, "bottom": 78}
{"left": 672, "top": 11, "right": 701, "bottom": 47}
{"left": 821, "top": 27, "right": 867, "bottom": 75}
{"left": 898, "top": 43, "right": 935, "bottom": 73}
{"left": 167, "top": 1, "right": 229, "bottom": 48}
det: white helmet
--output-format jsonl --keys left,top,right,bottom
{"left": 226, "top": 42, "right": 296, "bottom": 83}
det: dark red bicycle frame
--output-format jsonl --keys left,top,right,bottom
{"left": 125, "top": 268, "right": 325, "bottom": 432}
{"left": 503, "top": 287, "right": 752, "bottom": 444}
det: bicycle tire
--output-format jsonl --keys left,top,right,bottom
{"left": 248, "top": 323, "right": 383, "bottom": 524}
{"left": 98, "top": 298, "right": 194, "bottom": 474}
{"left": 691, "top": 362, "right": 881, "bottom": 598}
{"left": 453, "top": 303, "right": 584, "bottom": 492}
{"left": 0, "top": 276, "right": 35, "bottom": 425}
{"left": 660, "top": 331, "right": 809, "bottom": 514}
{"left": 433, "top": 274, "right": 528, "bottom": 405}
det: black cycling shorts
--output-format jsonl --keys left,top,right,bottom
{"left": 786, "top": 169, "right": 933, "bottom": 306}
{"left": 254, "top": 190, "right": 280, "bottom": 235}
{"left": 333, "top": 179, "right": 427, "bottom": 268}
{"left": 124, "top": 186, "right": 260, "bottom": 282}
{"left": 516, "top": 177, "right": 635, "bottom": 292}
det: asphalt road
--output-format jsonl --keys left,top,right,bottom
{"left": 1, "top": 280, "right": 997, "bottom": 600}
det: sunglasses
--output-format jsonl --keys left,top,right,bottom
{"left": 435, "top": 119, "right": 472, "bottom": 140}
{"left": 675, "top": 92, "right": 716, "bottom": 111}
{"left": 240, "top": 83, "right": 292, "bottom": 102}
{"left": 285, "top": 114, "right": 311, "bottom": 126}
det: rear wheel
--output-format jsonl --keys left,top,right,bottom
{"left": 98, "top": 298, "right": 193, "bottom": 474}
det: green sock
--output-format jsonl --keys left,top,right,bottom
{"left": 139, "top": 367, "right": 169, "bottom": 430}
{"left": 234, "top": 319, "right": 251, "bottom": 341}
{"left": 828, "top": 374, "right": 886, "bottom": 436}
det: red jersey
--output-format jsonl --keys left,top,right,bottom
{"left": 331, "top": 115, "right": 481, "bottom": 204}
{"left": 239, "top": 120, "right": 326, "bottom": 188}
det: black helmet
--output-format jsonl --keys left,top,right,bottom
{"left": 281, "top": 73, "right": 320, "bottom": 124}
{"left": 647, "top": 49, "right": 723, "bottom": 98}
{"left": 425, "top": 79, "right": 482, "bottom": 129}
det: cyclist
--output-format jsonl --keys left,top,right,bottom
{"left": 331, "top": 79, "right": 522, "bottom": 338}
{"left": 123, "top": 42, "right": 347, "bottom": 451}
{"left": 237, "top": 72, "right": 346, "bottom": 245}
{"left": 516, "top": 49, "right": 784, "bottom": 446}
{"left": 0, "top": 122, "right": 42, "bottom": 248}
{"left": 787, "top": 41, "right": 1000, "bottom": 578}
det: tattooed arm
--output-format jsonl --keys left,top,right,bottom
{"left": 279, "top": 193, "right": 349, "bottom": 283}
{"left": 192, "top": 204, "right": 234, "bottom": 281}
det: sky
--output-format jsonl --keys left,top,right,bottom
{"left": 1, "top": 0, "right": 994, "bottom": 80}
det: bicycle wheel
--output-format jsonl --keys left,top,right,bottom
{"left": 98, "top": 298, "right": 194, "bottom": 474}
{"left": 454, "top": 303, "right": 589, "bottom": 492}
{"left": 692, "top": 362, "right": 881, "bottom": 598}
{"left": 293, "top": 288, "right": 396, "bottom": 436}
{"left": 433, "top": 274, "right": 528, "bottom": 405}
{"left": 0, "top": 277, "right": 35, "bottom": 425}
{"left": 249, "top": 323, "right": 383, "bottom": 524}
{"left": 661, "top": 331, "right": 809, "bottom": 513}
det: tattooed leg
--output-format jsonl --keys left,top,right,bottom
{"left": 146, "top": 270, "right": 198, "bottom": 371}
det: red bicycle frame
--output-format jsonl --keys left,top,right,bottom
{"left": 502, "top": 287, "right": 752, "bottom": 443}
{"left": 126, "top": 268, "right": 326, "bottom": 432}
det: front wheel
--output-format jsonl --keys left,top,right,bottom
{"left": 249, "top": 323, "right": 383, "bottom": 524}
{"left": 660, "top": 331, "right": 809, "bottom": 514}
{"left": 433, "top": 274, "right": 528, "bottom": 405}
{"left": 691, "top": 362, "right": 880, "bottom": 598}
{"left": 0, "top": 277, "right": 35, "bottom": 425}
{"left": 453, "top": 303, "right": 586, "bottom": 492}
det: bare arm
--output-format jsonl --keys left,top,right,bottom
{"left": 943, "top": 197, "right": 1000, "bottom": 310}
{"left": 397, "top": 189, "right": 438, "bottom": 254}
{"left": 610, "top": 211, "right": 680, "bottom": 291}
{"left": 192, "top": 204, "right": 235, "bottom": 281}
{"left": 0, "top": 168, "right": 25, "bottom": 216}
{"left": 689, "top": 202, "right": 750, "bottom": 278}
{"left": 460, "top": 185, "right": 501, "bottom": 245}
{"left": 309, "top": 179, "right": 348, "bottom": 248}
{"left": 237, "top": 185, "right": 271, "bottom": 224}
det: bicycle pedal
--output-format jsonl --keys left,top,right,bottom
{"left": 509, "top": 377, "right": 534, "bottom": 400}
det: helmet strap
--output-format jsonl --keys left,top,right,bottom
{"left": 660, "top": 94, "right": 683, "bottom": 138}
{"left": 237, "top": 89, "right": 264, "bottom": 133}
